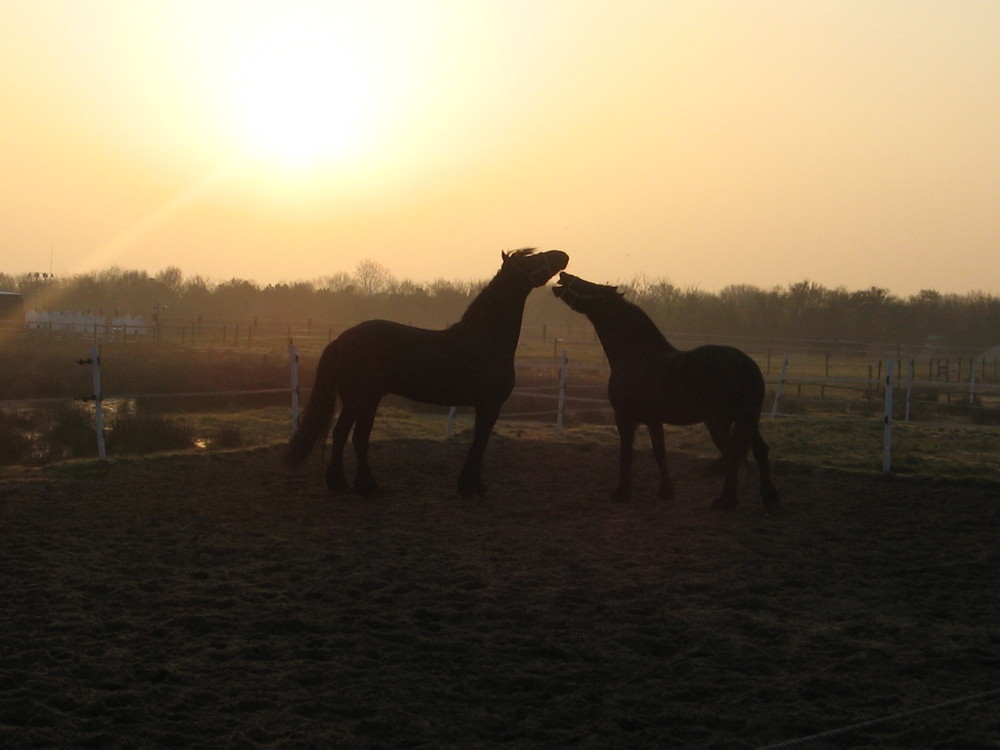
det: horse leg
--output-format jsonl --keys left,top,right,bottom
{"left": 704, "top": 419, "right": 731, "bottom": 475}
{"left": 611, "top": 414, "right": 637, "bottom": 502}
{"left": 712, "top": 422, "right": 750, "bottom": 511}
{"left": 351, "top": 400, "right": 381, "bottom": 497}
{"left": 646, "top": 422, "right": 673, "bottom": 501}
{"left": 325, "top": 405, "right": 355, "bottom": 493}
{"left": 751, "top": 430, "right": 780, "bottom": 512}
{"left": 457, "top": 402, "right": 501, "bottom": 498}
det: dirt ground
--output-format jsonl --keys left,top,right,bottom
{"left": 2, "top": 431, "right": 999, "bottom": 749}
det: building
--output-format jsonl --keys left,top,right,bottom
{"left": 0, "top": 292, "right": 24, "bottom": 326}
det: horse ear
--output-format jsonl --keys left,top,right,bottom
{"left": 501, "top": 251, "right": 510, "bottom": 261}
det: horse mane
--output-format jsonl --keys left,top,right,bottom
{"left": 456, "top": 249, "right": 536, "bottom": 327}
{"left": 604, "top": 290, "right": 674, "bottom": 352}
{"left": 502, "top": 248, "right": 535, "bottom": 261}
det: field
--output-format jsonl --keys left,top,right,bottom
{"left": 2, "top": 417, "right": 999, "bottom": 749}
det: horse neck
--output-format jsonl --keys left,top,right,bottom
{"left": 455, "top": 274, "right": 529, "bottom": 350}
{"left": 588, "top": 302, "right": 675, "bottom": 364}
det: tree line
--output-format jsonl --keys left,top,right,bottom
{"left": 4, "top": 262, "right": 999, "bottom": 350}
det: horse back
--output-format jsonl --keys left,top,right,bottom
{"left": 665, "top": 345, "right": 764, "bottom": 414}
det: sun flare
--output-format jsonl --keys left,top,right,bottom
{"left": 221, "top": 13, "right": 386, "bottom": 169}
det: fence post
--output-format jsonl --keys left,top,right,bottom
{"left": 770, "top": 355, "right": 788, "bottom": 419}
{"left": 883, "top": 357, "right": 894, "bottom": 474}
{"left": 289, "top": 343, "right": 300, "bottom": 435}
{"left": 905, "top": 357, "right": 915, "bottom": 422}
{"left": 969, "top": 360, "right": 978, "bottom": 405}
{"left": 556, "top": 349, "right": 568, "bottom": 433}
{"left": 445, "top": 406, "right": 457, "bottom": 439}
{"left": 78, "top": 346, "right": 107, "bottom": 460}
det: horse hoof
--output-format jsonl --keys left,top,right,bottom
{"left": 762, "top": 486, "right": 780, "bottom": 513}
{"left": 457, "top": 472, "right": 487, "bottom": 498}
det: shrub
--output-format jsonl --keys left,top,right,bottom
{"left": 212, "top": 424, "right": 246, "bottom": 449}
{"left": 106, "top": 413, "right": 195, "bottom": 455}
{"left": 43, "top": 404, "right": 98, "bottom": 461}
{"left": 0, "top": 410, "right": 34, "bottom": 464}
{"left": 970, "top": 407, "right": 1000, "bottom": 426}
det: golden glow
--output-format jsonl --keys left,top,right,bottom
{"left": 3, "top": 3, "right": 1000, "bottom": 294}
{"left": 219, "top": 11, "right": 387, "bottom": 169}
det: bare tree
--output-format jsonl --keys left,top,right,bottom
{"left": 318, "top": 272, "right": 354, "bottom": 293}
{"left": 353, "top": 259, "right": 394, "bottom": 296}
{"left": 155, "top": 266, "right": 184, "bottom": 294}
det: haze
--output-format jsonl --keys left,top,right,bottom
{"left": 3, "top": 1, "right": 999, "bottom": 296}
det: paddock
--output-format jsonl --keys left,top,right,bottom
{"left": 1, "top": 430, "right": 998, "bottom": 749}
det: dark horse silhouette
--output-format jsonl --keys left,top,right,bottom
{"left": 553, "top": 272, "right": 779, "bottom": 511}
{"left": 286, "top": 249, "right": 569, "bottom": 498}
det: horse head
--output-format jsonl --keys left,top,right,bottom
{"left": 552, "top": 272, "right": 622, "bottom": 311}
{"left": 501, "top": 248, "right": 570, "bottom": 287}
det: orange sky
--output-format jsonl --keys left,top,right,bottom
{"left": 3, "top": 1, "right": 1000, "bottom": 295}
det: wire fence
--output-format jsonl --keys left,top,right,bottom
{"left": 3, "top": 335, "right": 999, "bottom": 475}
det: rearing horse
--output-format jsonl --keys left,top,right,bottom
{"left": 286, "top": 249, "right": 569, "bottom": 498}
{"left": 553, "top": 272, "right": 779, "bottom": 511}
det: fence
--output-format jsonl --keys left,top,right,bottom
{"left": 10, "top": 313, "right": 1000, "bottom": 371}
{"left": 4, "top": 341, "right": 997, "bottom": 475}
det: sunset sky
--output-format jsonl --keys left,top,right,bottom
{"left": 3, "top": 1, "right": 999, "bottom": 295}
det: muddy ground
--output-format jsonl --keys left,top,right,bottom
{"left": 2, "top": 431, "right": 999, "bottom": 749}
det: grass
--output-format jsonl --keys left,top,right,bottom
{"left": 3, "top": 401, "right": 998, "bottom": 484}
{"left": 383, "top": 406, "right": 1000, "bottom": 484}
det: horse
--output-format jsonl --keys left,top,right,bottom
{"left": 285, "top": 248, "right": 570, "bottom": 498}
{"left": 553, "top": 272, "right": 779, "bottom": 512}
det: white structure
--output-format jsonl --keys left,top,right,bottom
{"left": 24, "top": 310, "right": 148, "bottom": 336}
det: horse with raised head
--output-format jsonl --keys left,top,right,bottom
{"left": 286, "top": 248, "right": 570, "bottom": 498}
{"left": 553, "top": 272, "right": 779, "bottom": 512}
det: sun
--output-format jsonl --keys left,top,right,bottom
{"left": 221, "top": 13, "right": 385, "bottom": 169}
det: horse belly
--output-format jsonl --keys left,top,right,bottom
{"left": 608, "top": 371, "right": 694, "bottom": 425}
{"left": 394, "top": 378, "right": 472, "bottom": 406}
{"left": 610, "top": 386, "right": 703, "bottom": 426}
{"left": 389, "top": 358, "right": 513, "bottom": 407}
{"left": 656, "top": 401, "right": 704, "bottom": 426}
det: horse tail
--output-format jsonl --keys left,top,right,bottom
{"left": 284, "top": 340, "right": 340, "bottom": 468}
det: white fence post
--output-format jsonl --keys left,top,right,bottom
{"left": 905, "top": 357, "right": 915, "bottom": 422}
{"left": 93, "top": 346, "right": 106, "bottom": 460}
{"left": 289, "top": 343, "right": 300, "bottom": 435}
{"left": 78, "top": 345, "right": 107, "bottom": 460}
{"left": 556, "top": 349, "right": 568, "bottom": 433}
{"left": 883, "top": 357, "right": 894, "bottom": 474}
{"left": 770, "top": 355, "right": 788, "bottom": 418}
